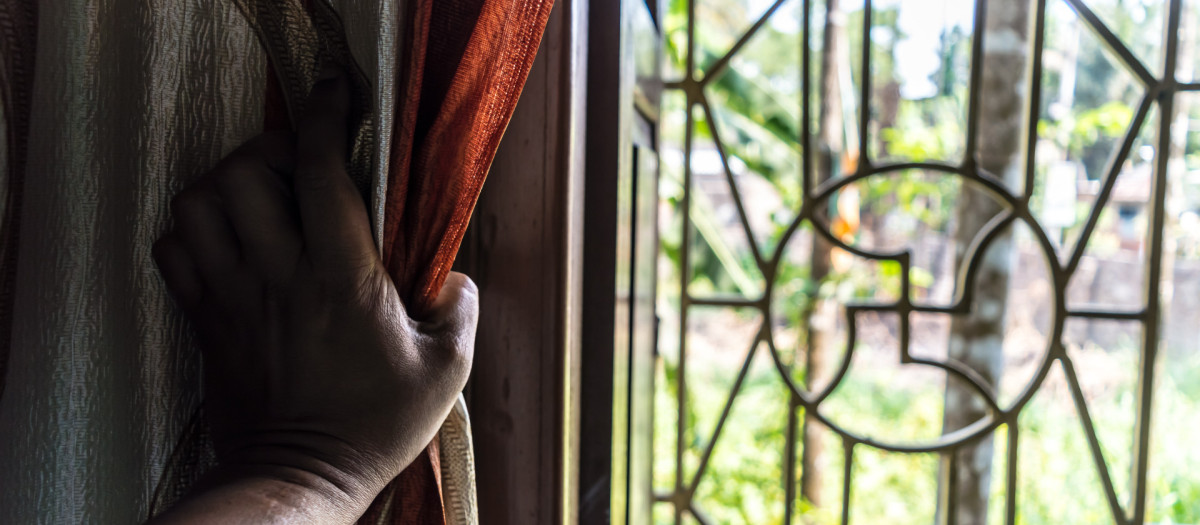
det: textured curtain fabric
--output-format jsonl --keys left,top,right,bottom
{"left": 0, "top": 0, "right": 552, "bottom": 523}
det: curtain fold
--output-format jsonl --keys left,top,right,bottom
{"left": 0, "top": 2, "right": 269, "bottom": 521}
{"left": 0, "top": 0, "right": 552, "bottom": 523}
{"left": 374, "top": 0, "right": 556, "bottom": 522}
{"left": 384, "top": 0, "right": 555, "bottom": 316}
{"left": 0, "top": 0, "right": 38, "bottom": 406}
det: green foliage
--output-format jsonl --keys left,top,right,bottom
{"left": 1038, "top": 101, "right": 1135, "bottom": 180}
{"left": 880, "top": 98, "right": 965, "bottom": 163}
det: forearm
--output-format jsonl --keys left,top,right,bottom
{"left": 146, "top": 465, "right": 376, "bottom": 525}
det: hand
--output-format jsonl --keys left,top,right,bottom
{"left": 148, "top": 69, "right": 476, "bottom": 523}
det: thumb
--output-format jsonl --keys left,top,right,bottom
{"left": 293, "top": 65, "right": 377, "bottom": 271}
{"left": 420, "top": 272, "right": 478, "bottom": 380}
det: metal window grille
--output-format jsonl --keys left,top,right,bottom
{"left": 654, "top": 0, "right": 1197, "bottom": 523}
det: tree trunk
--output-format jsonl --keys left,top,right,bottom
{"left": 939, "top": 2, "right": 1029, "bottom": 524}
{"left": 801, "top": 0, "right": 845, "bottom": 510}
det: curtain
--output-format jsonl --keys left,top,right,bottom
{"left": 0, "top": 0, "right": 552, "bottom": 523}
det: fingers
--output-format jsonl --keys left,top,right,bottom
{"left": 171, "top": 185, "right": 242, "bottom": 284}
{"left": 420, "top": 272, "right": 478, "bottom": 379}
{"left": 293, "top": 66, "right": 378, "bottom": 272}
{"left": 213, "top": 133, "right": 304, "bottom": 277}
{"left": 152, "top": 233, "right": 203, "bottom": 308}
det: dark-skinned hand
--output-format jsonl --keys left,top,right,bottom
{"left": 146, "top": 68, "right": 476, "bottom": 524}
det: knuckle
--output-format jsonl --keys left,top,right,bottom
{"left": 234, "top": 132, "right": 296, "bottom": 173}
{"left": 241, "top": 131, "right": 290, "bottom": 153}
{"left": 169, "top": 191, "right": 200, "bottom": 217}
{"left": 418, "top": 273, "right": 481, "bottom": 382}
{"left": 212, "top": 157, "right": 256, "bottom": 190}
{"left": 454, "top": 273, "right": 480, "bottom": 301}
{"left": 447, "top": 337, "right": 474, "bottom": 378}
{"left": 219, "top": 151, "right": 257, "bottom": 173}
{"left": 432, "top": 321, "right": 476, "bottom": 381}
{"left": 170, "top": 189, "right": 221, "bottom": 226}
{"left": 461, "top": 282, "right": 480, "bottom": 316}
{"left": 427, "top": 335, "right": 473, "bottom": 390}
{"left": 211, "top": 170, "right": 240, "bottom": 196}
{"left": 248, "top": 255, "right": 289, "bottom": 285}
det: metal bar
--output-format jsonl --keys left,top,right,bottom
{"left": 674, "top": 81, "right": 697, "bottom": 525}
{"left": 687, "top": 338, "right": 762, "bottom": 495}
{"left": 856, "top": 0, "right": 873, "bottom": 168}
{"left": 984, "top": 314, "right": 1063, "bottom": 424}
{"left": 1132, "top": 2, "right": 1182, "bottom": 521}
{"left": 899, "top": 252, "right": 912, "bottom": 309}
{"left": 687, "top": 296, "right": 765, "bottom": 308}
{"left": 908, "top": 304, "right": 969, "bottom": 315}
{"left": 807, "top": 208, "right": 909, "bottom": 260}
{"left": 906, "top": 355, "right": 1001, "bottom": 413}
{"left": 811, "top": 306, "right": 860, "bottom": 404}
{"left": 846, "top": 302, "right": 906, "bottom": 313}
{"left": 1061, "top": 355, "right": 1131, "bottom": 525}
{"left": 685, "top": 0, "right": 696, "bottom": 80}
{"left": 762, "top": 330, "right": 816, "bottom": 407}
{"left": 699, "top": 95, "right": 767, "bottom": 268}
{"left": 799, "top": 395, "right": 1001, "bottom": 454}
{"left": 702, "top": 0, "right": 789, "bottom": 85}
{"left": 898, "top": 266, "right": 913, "bottom": 360}
{"left": 1062, "top": 0, "right": 1156, "bottom": 87}
{"left": 961, "top": 0, "right": 988, "bottom": 169}
{"left": 690, "top": 504, "right": 716, "bottom": 525}
{"left": 1023, "top": 0, "right": 1049, "bottom": 201}
{"left": 949, "top": 211, "right": 1019, "bottom": 312}
{"left": 801, "top": 0, "right": 813, "bottom": 199}
{"left": 1064, "top": 93, "right": 1155, "bottom": 278}
{"left": 843, "top": 301, "right": 1007, "bottom": 317}
{"left": 783, "top": 393, "right": 800, "bottom": 524}
{"left": 810, "top": 161, "right": 1019, "bottom": 211}
{"left": 1066, "top": 308, "right": 1147, "bottom": 321}
{"left": 940, "top": 450, "right": 959, "bottom": 525}
{"left": 1005, "top": 423, "right": 1018, "bottom": 525}
{"left": 841, "top": 440, "right": 855, "bottom": 525}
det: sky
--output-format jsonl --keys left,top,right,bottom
{"left": 742, "top": 0, "right": 977, "bottom": 99}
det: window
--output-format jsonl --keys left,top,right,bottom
{"left": 652, "top": 0, "right": 1200, "bottom": 523}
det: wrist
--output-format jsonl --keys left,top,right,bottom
{"left": 211, "top": 428, "right": 400, "bottom": 505}
{"left": 171, "top": 464, "right": 374, "bottom": 524}
{"left": 147, "top": 462, "right": 378, "bottom": 525}
{"left": 212, "top": 448, "right": 391, "bottom": 514}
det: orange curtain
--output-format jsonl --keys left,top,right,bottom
{"left": 368, "top": 0, "right": 555, "bottom": 522}
{"left": 383, "top": 0, "right": 554, "bottom": 315}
